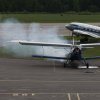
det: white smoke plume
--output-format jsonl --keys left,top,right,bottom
{"left": 0, "top": 19, "right": 70, "bottom": 58}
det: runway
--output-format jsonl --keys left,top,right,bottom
{"left": 0, "top": 58, "right": 100, "bottom": 100}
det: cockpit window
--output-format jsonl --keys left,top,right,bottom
{"left": 70, "top": 24, "right": 78, "bottom": 27}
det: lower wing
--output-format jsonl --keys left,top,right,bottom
{"left": 32, "top": 55, "right": 100, "bottom": 60}
{"left": 32, "top": 55, "right": 67, "bottom": 59}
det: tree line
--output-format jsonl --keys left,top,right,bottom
{"left": 0, "top": 0, "right": 100, "bottom": 13}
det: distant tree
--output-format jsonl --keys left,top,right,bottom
{"left": 89, "top": 5, "right": 98, "bottom": 12}
{"left": 72, "top": 0, "right": 80, "bottom": 12}
{"left": 0, "top": 0, "right": 100, "bottom": 13}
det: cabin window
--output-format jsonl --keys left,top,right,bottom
{"left": 92, "top": 29, "right": 96, "bottom": 32}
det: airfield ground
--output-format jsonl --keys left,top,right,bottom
{"left": 0, "top": 58, "right": 100, "bottom": 100}
{"left": 0, "top": 23, "right": 100, "bottom": 100}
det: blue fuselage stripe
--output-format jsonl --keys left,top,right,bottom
{"left": 72, "top": 26, "right": 100, "bottom": 35}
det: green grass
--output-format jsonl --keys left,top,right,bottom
{"left": 0, "top": 48, "right": 14, "bottom": 58}
{"left": 83, "top": 47, "right": 100, "bottom": 57}
{"left": 1, "top": 13, "right": 100, "bottom": 23}
{"left": 0, "top": 45, "right": 99, "bottom": 59}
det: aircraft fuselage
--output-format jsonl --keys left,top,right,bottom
{"left": 65, "top": 22, "right": 100, "bottom": 38}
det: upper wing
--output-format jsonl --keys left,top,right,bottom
{"left": 80, "top": 43, "right": 100, "bottom": 47}
{"left": 19, "top": 41, "right": 72, "bottom": 47}
{"left": 73, "top": 30, "right": 100, "bottom": 38}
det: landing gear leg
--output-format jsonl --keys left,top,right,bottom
{"left": 64, "top": 63, "right": 66, "bottom": 68}
{"left": 86, "top": 63, "right": 89, "bottom": 69}
{"left": 83, "top": 60, "right": 93, "bottom": 73}
{"left": 83, "top": 58, "right": 89, "bottom": 69}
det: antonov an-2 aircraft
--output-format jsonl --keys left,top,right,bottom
{"left": 19, "top": 22, "right": 100, "bottom": 68}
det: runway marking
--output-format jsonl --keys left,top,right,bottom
{"left": 68, "top": 93, "right": 71, "bottom": 100}
{"left": 22, "top": 93, "right": 28, "bottom": 96}
{"left": 0, "top": 80, "right": 100, "bottom": 83}
{"left": 77, "top": 93, "right": 80, "bottom": 100}
{"left": 32, "top": 93, "right": 35, "bottom": 96}
{"left": 78, "top": 93, "right": 100, "bottom": 94}
{"left": 0, "top": 93, "right": 67, "bottom": 95}
{"left": 0, "top": 93, "right": 100, "bottom": 95}
{"left": 12, "top": 93, "right": 19, "bottom": 96}
{"left": 0, "top": 92, "right": 100, "bottom": 99}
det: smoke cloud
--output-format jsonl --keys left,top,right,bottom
{"left": 0, "top": 19, "right": 70, "bottom": 58}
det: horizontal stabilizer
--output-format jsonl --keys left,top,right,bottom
{"left": 32, "top": 55, "right": 67, "bottom": 59}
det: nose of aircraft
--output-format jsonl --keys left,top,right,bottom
{"left": 65, "top": 24, "right": 69, "bottom": 29}
{"left": 65, "top": 24, "right": 73, "bottom": 31}
{"left": 65, "top": 24, "right": 72, "bottom": 30}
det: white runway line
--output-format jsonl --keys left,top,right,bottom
{"left": 78, "top": 66, "right": 99, "bottom": 69}
{"left": 68, "top": 93, "right": 71, "bottom": 100}
{"left": 77, "top": 93, "right": 80, "bottom": 100}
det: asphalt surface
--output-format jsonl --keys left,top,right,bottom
{"left": 0, "top": 58, "right": 100, "bottom": 100}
